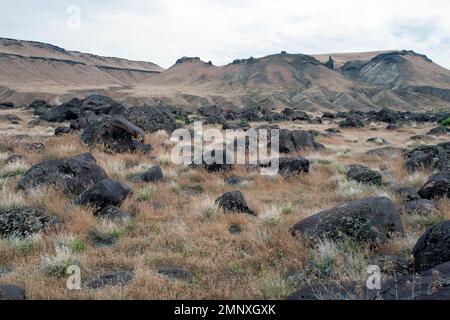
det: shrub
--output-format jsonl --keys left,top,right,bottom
{"left": 441, "top": 117, "right": 450, "bottom": 127}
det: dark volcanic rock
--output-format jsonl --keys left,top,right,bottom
{"left": 346, "top": 165, "right": 382, "bottom": 185}
{"left": 157, "top": 268, "right": 193, "bottom": 281}
{"left": 339, "top": 116, "right": 365, "bottom": 128}
{"left": 427, "top": 126, "right": 450, "bottom": 136}
{"left": 378, "top": 262, "right": 450, "bottom": 300}
{"left": 278, "top": 129, "right": 325, "bottom": 153}
{"left": 322, "top": 112, "right": 335, "bottom": 119}
{"left": 54, "top": 126, "right": 75, "bottom": 136}
{"left": 287, "top": 282, "right": 368, "bottom": 300}
{"left": 412, "top": 221, "right": 450, "bottom": 272}
{"left": 0, "top": 285, "right": 26, "bottom": 300}
{"left": 125, "top": 104, "right": 178, "bottom": 133}
{"left": 86, "top": 271, "right": 134, "bottom": 289}
{"left": 40, "top": 97, "right": 82, "bottom": 122}
{"left": 215, "top": 191, "right": 255, "bottom": 215}
{"left": 225, "top": 176, "right": 244, "bottom": 185}
{"left": 276, "top": 157, "right": 310, "bottom": 176}
{"left": 291, "top": 197, "right": 403, "bottom": 245}
{"left": 18, "top": 154, "right": 108, "bottom": 195}
{"left": 29, "top": 99, "right": 51, "bottom": 116}
{"left": 405, "top": 145, "right": 448, "bottom": 172}
{"left": 40, "top": 95, "right": 125, "bottom": 123}
{"left": 403, "top": 199, "right": 439, "bottom": 216}
{"left": 200, "top": 148, "right": 234, "bottom": 172}
{"left": 0, "top": 102, "right": 15, "bottom": 110}
{"left": 410, "top": 135, "right": 435, "bottom": 141}
{"left": 418, "top": 171, "right": 450, "bottom": 200}
{"left": 133, "top": 165, "right": 164, "bottom": 183}
{"left": 70, "top": 113, "right": 111, "bottom": 131}
{"left": 82, "top": 116, "right": 151, "bottom": 153}
{"left": 198, "top": 105, "right": 222, "bottom": 117}
{"left": 0, "top": 207, "right": 61, "bottom": 239}
{"left": 76, "top": 179, "right": 132, "bottom": 211}
{"left": 395, "top": 186, "right": 421, "bottom": 202}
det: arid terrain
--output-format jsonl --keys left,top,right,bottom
{"left": 2, "top": 38, "right": 450, "bottom": 112}
{"left": 0, "top": 38, "right": 449, "bottom": 300}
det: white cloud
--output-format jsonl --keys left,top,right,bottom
{"left": 1, "top": 0, "right": 450, "bottom": 68}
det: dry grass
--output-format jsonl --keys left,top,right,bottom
{"left": 0, "top": 109, "right": 449, "bottom": 299}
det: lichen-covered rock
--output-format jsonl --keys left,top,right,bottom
{"left": 346, "top": 165, "right": 382, "bottom": 185}
{"left": 215, "top": 191, "right": 255, "bottom": 215}
{"left": 418, "top": 171, "right": 450, "bottom": 199}
{"left": 291, "top": 197, "right": 403, "bottom": 245}
{"left": 0, "top": 207, "right": 61, "bottom": 239}
{"left": 17, "top": 154, "right": 107, "bottom": 195}
{"left": 412, "top": 221, "right": 450, "bottom": 272}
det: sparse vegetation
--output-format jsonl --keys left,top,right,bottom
{"left": 0, "top": 103, "right": 449, "bottom": 300}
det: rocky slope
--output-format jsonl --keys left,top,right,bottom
{"left": 1, "top": 38, "right": 450, "bottom": 111}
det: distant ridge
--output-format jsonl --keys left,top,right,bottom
{"left": 1, "top": 37, "right": 450, "bottom": 112}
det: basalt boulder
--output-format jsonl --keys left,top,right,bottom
{"left": 346, "top": 165, "right": 382, "bottom": 185}
{"left": 291, "top": 197, "right": 403, "bottom": 245}
{"left": 418, "top": 171, "right": 450, "bottom": 199}
{"left": 125, "top": 105, "right": 179, "bottom": 133}
{"left": 0, "top": 285, "right": 26, "bottom": 300}
{"left": 17, "top": 154, "right": 107, "bottom": 195}
{"left": 278, "top": 129, "right": 325, "bottom": 153}
{"left": 133, "top": 165, "right": 164, "bottom": 183}
{"left": 0, "top": 207, "right": 61, "bottom": 239}
{"left": 412, "top": 221, "right": 450, "bottom": 272}
{"left": 76, "top": 179, "right": 132, "bottom": 212}
{"left": 404, "top": 145, "right": 448, "bottom": 172}
{"left": 215, "top": 191, "right": 255, "bottom": 215}
{"left": 82, "top": 116, "right": 151, "bottom": 153}
{"left": 262, "top": 157, "right": 310, "bottom": 176}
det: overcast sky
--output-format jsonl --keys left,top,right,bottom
{"left": 1, "top": 0, "right": 450, "bottom": 69}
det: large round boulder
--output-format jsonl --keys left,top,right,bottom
{"left": 412, "top": 221, "right": 450, "bottom": 272}
{"left": 418, "top": 171, "right": 450, "bottom": 199}
{"left": 346, "top": 165, "right": 382, "bottom": 185}
{"left": 82, "top": 116, "right": 151, "bottom": 153}
{"left": 17, "top": 154, "right": 108, "bottom": 195}
{"left": 215, "top": 191, "right": 255, "bottom": 215}
{"left": 405, "top": 145, "right": 448, "bottom": 172}
{"left": 75, "top": 179, "right": 132, "bottom": 211}
{"left": 278, "top": 129, "right": 325, "bottom": 153}
{"left": 291, "top": 197, "right": 403, "bottom": 245}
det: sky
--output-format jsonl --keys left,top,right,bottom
{"left": 1, "top": 0, "right": 450, "bottom": 69}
